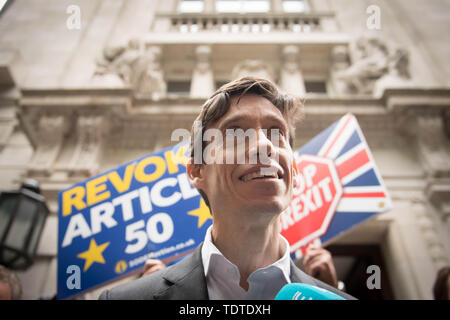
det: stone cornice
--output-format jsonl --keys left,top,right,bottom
{"left": 143, "top": 32, "right": 350, "bottom": 45}
{"left": 19, "top": 88, "right": 131, "bottom": 109}
{"left": 155, "top": 11, "right": 337, "bottom": 19}
{"left": 15, "top": 87, "right": 450, "bottom": 117}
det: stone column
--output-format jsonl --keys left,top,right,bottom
{"left": 280, "top": 45, "right": 305, "bottom": 97}
{"left": 190, "top": 45, "right": 215, "bottom": 99}
{"left": 270, "top": 0, "right": 283, "bottom": 13}
{"left": 203, "top": 0, "right": 216, "bottom": 13}
{"left": 330, "top": 45, "right": 350, "bottom": 96}
{"left": 412, "top": 199, "right": 449, "bottom": 270}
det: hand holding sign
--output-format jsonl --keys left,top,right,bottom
{"left": 303, "top": 243, "right": 338, "bottom": 288}
{"left": 140, "top": 259, "right": 166, "bottom": 277}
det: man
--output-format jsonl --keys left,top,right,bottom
{"left": 433, "top": 266, "right": 450, "bottom": 300}
{"left": 0, "top": 265, "right": 22, "bottom": 300}
{"left": 99, "top": 77, "right": 354, "bottom": 300}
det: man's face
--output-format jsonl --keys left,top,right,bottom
{"left": 191, "top": 94, "right": 296, "bottom": 221}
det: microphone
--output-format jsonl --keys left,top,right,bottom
{"left": 275, "top": 283, "right": 346, "bottom": 300}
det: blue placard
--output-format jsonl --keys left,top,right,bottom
{"left": 57, "top": 142, "right": 212, "bottom": 299}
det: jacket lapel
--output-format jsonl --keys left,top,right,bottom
{"left": 153, "top": 245, "right": 317, "bottom": 299}
{"left": 153, "top": 244, "right": 209, "bottom": 300}
{"left": 289, "top": 260, "right": 316, "bottom": 285}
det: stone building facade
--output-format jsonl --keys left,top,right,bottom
{"left": 0, "top": 0, "right": 449, "bottom": 299}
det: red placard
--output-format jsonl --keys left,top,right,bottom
{"left": 280, "top": 155, "right": 343, "bottom": 252}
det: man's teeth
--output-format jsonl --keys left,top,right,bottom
{"left": 241, "top": 171, "right": 278, "bottom": 182}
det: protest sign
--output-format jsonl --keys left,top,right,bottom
{"left": 280, "top": 113, "right": 392, "bottom": 258}
{"left": 57, "top": 142, "right": 212, "bottom": 299}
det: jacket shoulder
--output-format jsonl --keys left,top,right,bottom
{"left": 98, "top": 268, "right": 168, "bottom": 300}
{"left": 99, "top": 245, "right": 207, "bottom": 300}
{"left": 290, "top": 261, "right": 357, "bottom": 300}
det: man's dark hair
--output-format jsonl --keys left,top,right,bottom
{"left": 189, "top": 76, "right": 304, "bottom": 209}
{"left": 433, "top": 266, "right": 450, "bottom": 300}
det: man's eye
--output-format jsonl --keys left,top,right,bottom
{"left": 225, "top": 126, "right": 242, "bottom": 135}
{"left": 270, "top": 128, "right": 284, "bottom": 136}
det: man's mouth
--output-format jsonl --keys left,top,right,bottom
{"left": 239, "top": 167, "right": 282, "bottom": 182}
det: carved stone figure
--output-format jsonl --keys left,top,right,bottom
{"left": 333, "top": 36, "right": 412, "bottom": 96}
{"left": 93, "top": 40, "right": 166, "bottom": 99}
{"left": 137, "top": 46, "right": 167, "bottom": 100}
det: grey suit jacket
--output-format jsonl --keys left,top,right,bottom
{"left": 99, "top": 244, "right": 356, "bottom": 300}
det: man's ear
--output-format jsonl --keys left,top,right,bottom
{"left": 186, "top": 158, "right": 205, "bottom": 189}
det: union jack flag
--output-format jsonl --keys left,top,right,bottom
{"left": 292, "top": 113, "right": 392, "bottom": 258}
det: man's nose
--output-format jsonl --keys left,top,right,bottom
{"left": 248, "top": 129, "right": 274, "bottom": 165}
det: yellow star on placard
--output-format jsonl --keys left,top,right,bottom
{"left": 188, "top": 198, "right": 212, "bottom": 228}
{"left": 77, "top": 238, "right": 110, "bottom": 272}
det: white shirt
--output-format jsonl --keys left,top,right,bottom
{"left": 201, "top": 226, "right": 291, "bottom": 300}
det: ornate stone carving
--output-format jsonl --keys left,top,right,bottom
{"left": 231, "top": 59, "right": 275, "bottom": 82}
{"left": 333, "top": 36, "right": 412, "bottom": 96}
{"left": 28, "top": 115, "right": 66, "bottom": 174}
{"left": 68, "top": 115, "right": 106, "bottom": 175}
{"left": 411, "top": 199, "right": 449, "bottom": 270}
{"left": 137, "top": 46, "right": 167, "bottom": 100}
{"left": 94, "top": 40, "right": 166, "bottom": 99}
{"left": 426, "top": 182, "right": 450, "bottom": 226}
{"left": 415, "top": 115, "right": 450, "bottom": 177}
{"left": 280, "top": 45, "right": 305, "bottom": 96}
{"left": 0, "top": 106, "right": 16, "bottom": 150}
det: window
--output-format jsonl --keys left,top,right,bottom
{"left": 178, "top": 0, "right": 203, "bottom": 13}
{"left": 305, "top": 81, "right": 327, "bottom": 94}
{"left": 283, "top": 0, "right": 307, "bottom": 13}
{"left": 216, "top": 0, "right": 270, "bottom": 13}
{"left": 167, "top": 80, "right": 191, "bottom": 95}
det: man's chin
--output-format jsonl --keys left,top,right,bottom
{"left": 241, "top": 198, "right": 289, "bottom": 216}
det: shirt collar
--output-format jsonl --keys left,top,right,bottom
{"left": 201, "top": 226, "right": 292, "bottom": 284}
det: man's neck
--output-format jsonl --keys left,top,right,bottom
{"left": 210, "top": 215, "right": 285, "bottom": 291}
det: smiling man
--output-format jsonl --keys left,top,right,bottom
{"left": 99, "top": 77, "right": 354, "bottom": 300}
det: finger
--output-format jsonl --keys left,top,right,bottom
{"left": 144, "top": 259, "right": 165, "bottom": 269}
{"left": 309, "top": 261, "right": 338, "bottom": 287}
{"left": 148, "top": 265, "right": 164, "bottom": 273}
{"left": 305, "top": 255, "right": 331, "bottom": 276}
{"left": 142, "top": 264, "right": 165, "bottom": 276}
{"left": 303, "top": 250, "right": 325, "bottom": 265}
{"left": 145, "top": 259, "right": 163, "bottom": 266}
{"left": 304, "top": 252, "right": 327, "bottom": 269}
{"left": 307, "top": 259, "right": 331, "bottom": 277}
{"left": 306, "top": 262, "right": 326, "bottom": 278}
